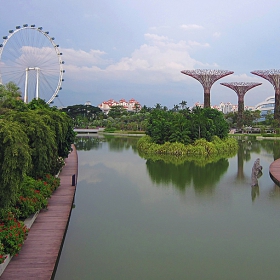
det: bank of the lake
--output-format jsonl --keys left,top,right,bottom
{"left": 1, "top": 145, "right": 78, "bottom": 279}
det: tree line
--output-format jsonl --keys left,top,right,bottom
{"left": 0, "top": 82, "right": 75, "bottom": 208}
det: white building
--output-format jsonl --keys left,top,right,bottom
{"left": 254, "top": 96, "right": 274, "bottom": 121}
{"left": 98, "top": 98, "right": 141, "bottom": 114}
{"left": 192, "top": 101, "right": 239, "bottom": 113}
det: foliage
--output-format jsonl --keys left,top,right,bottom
{"left": 0, "top": 211, "right": 28, "bottom": 256}
{"left": 108, "top": 105, "right": 127, "bottom": 118}
{"left": 61, "top": 104, "right": 103, "bottom": 128}
{"left": 0, "top": 241, "right": 6, "bottom": 264}
{"left": 0, "top": 120, "right": 31, "bottom": 208}
{"left": 146, "top": 106, "right": 228, "bottom": 144}
{"left": 13, "top": 174, "right": 60, "bottom": 219}
{"left": 5, "top": 111, "right": 57, "bottom": 178}
{"left": 225, "top": 110, "right": 261, "bottom": 127}
{"left": 137, "top": 135, "right": 238, "bottom": 159}
{"left": 0, "top": 173, "right": 60, "bottom": 257}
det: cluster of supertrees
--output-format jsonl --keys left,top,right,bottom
{"left": 181, "top": 69, "right": 280, "bottom": 129}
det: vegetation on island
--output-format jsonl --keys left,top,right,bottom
{"left": 137, "top": 105, "right": 238, "bottom": 162}
{"left": 0, "top": 82, "right": 75, "bottom": 262}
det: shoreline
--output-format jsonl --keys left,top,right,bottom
{"left": 1, "top": 145, "right": 78, "bottom": 279}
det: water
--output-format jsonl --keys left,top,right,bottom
{"left": 55, "top": 136, "right": 280, "bottom": 280}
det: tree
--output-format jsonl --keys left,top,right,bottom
{"left": 147, "top": 106, "right": 229, "bottom": 145}
{"left": 0, "top": 120, "right": 31, "bottom": 207}
{"left": 6, "top": 111, "right": 57, "bottom": 178}
{"left": 107, "top": 105, "right": 127, "bottom": 119}
{"left": 179, "top": 100, "right": 187, "bottom": 110}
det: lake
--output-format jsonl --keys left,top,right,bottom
{"left": 54, "top": 135, "right": 280, "bottom": 280}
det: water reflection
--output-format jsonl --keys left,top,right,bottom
{"left": 146, "top": 158, "right": 229, "bottom": 193}
{"left": 104, "top": 135, "right": 139, "bottom": 152}
{"left": 55, "top": 136, "right": 280, "bottom": 280}
{"left": 75, "top": 134, "right": 140, "bottom": 152}
{"left": 75, "top": 135, "right": 105, "bottom": 150}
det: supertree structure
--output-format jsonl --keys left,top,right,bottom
{"left": 181, "top": 69, "right": 234, "bottom": 108}
{"left": 251, "top": 69, "right": 280, "bottom": 121}
{"left": 220, "top": 82, "right": 262, "bottom": 129}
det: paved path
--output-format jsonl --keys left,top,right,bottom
{"left": 1, "top": 145, "right": 78, "bottom": 280}
{"left": 269, "top": 158, "right": 280, "bottom": 186}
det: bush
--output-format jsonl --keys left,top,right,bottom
{"left": 0, "top": 241, "right": 6, "bottom": 264}
{"left": 13, "top": 175, "right": 60, "bottom": 219}
{"left": 0, "top": 212, "right": 28, "bottom": 256}
{"left": 137, "top": 135, "right": 238, "bottom": 158}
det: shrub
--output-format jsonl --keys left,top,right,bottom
{"left": 13, "top": 174, "right": 60, "bottom": 219}
{"left": 0, "top": 212, "right": 28, "bottom": 256}
{"left": 0, "top": 241, "right": 6, "bottom": 264}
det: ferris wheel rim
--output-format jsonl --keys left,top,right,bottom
{"left": 0, "top": 24, "right": 64, "bottom": 104}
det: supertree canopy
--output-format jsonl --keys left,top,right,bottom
{"left": 221, "top": 82, "right": 262, "bottom": 129}
{"left": 251, "top": 69, "right": 280, "bottom": 121}
{"left": 181, "top": 69, "right": 234, "bottom": 108}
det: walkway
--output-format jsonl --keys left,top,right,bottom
{"left": 269, "top": 158, "right": 280, "bottom": 186}
{"left": 1, "top": 145, "right": 78, "bottom": 280}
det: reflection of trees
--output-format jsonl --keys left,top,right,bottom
{"left": 75, "top": 136, "right": 104, "bottom": 151}
{"left": 74, "top": 135, "right": 140, "bottom": 152}
{"left": 258, "top": 140, "right": 280, "bottom": 160}
{"left": 146, "top": 158, "right": 229, "bottom": 193}
{"left": 236, "top": 139, "right": 262, "bottom": 180}
{"left": 105, "top": 136, "right": 139, "bottom": 152}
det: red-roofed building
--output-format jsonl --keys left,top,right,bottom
{"left": 98, "top": 98, "right": 141, "bottom": 114}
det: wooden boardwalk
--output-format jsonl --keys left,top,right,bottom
{"left": 269, "top": 158, "right": 280, "bottom": 186}
{"left": 1, "top": 145, "right": 78, "bottom": 280}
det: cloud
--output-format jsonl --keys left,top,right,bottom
{"left": 62, "top": 48, "right": 109, "bottom": 67}
{"left": 213, "top": 32, "right": 221, "bottom": 38}
{"left": 188, "top": 40, "right": 210, "bottom": 48}
{"left": 62, "top": 33, "right": 216, "bottom": 84}
{"left": 180, "top": 24, "right": 204, "bottom": 31}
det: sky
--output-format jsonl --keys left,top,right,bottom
{"left": 1, "top": 0, "right": 280, "bottom": 109}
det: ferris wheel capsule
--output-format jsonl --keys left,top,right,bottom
{"left": 0, "top": 24, "right": 64, "bottom": 104}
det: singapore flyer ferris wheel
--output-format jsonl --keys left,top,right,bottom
{"left": 0, "top": 24, "right": 64, "bottom": 104}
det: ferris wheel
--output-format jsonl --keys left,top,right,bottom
{"left": 0, "top": 24, "right": 64, "bottom": 104}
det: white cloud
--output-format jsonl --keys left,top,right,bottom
{"left": 180, "top": 24, "right": 204, "bottom": 30}
{"left": 62, "top": 48, "right": 109, "bottom": 67}
{"left": 62, "top": 33, "right": 216, "bottom": 84}
{"left": 188, "top": 40, "right": 210, "bottom": 48}
{"left": 213, "top": 32, "right": 221, "bottom": 38}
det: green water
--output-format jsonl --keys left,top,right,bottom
{"left": 54, "top": 136, "right": 280, "bottom": 280}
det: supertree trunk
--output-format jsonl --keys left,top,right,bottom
{"left": 220, "top": 82, "right": 262, "bottom": 129}
{"left": 275, "top": 88, "right": 280, "bottom": 121}
{"left": 204, "top": 88, "right": 211, "bottom": 108}
{"left": 237, "top": 96, "right": 244, "bottom": 129}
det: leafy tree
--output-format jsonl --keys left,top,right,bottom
{"left": 0, "top": 120, "right": 31, "bottom": 207}
{"left": 147, "top": 106, "right": 228, "bottom": 145}
{"left": 107, "top": 105, "right": 127, "bottom": 118}
{"left": 179, "top": 100, "right": 187, "bottom": 110}
{"left": 61, "top": 104, "right": 103, "bottom": 127}
{"left": 5, "top": 111, "right": 57, "bottom": 178}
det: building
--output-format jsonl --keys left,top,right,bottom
{"left": 192, "top": 101, "right": 254, "bottom": 114}
{"left": 254, "top": 96, "right": 274, "bottom": 121}
{"left": 98, "top": 98, "right": 141, "bottom": 114}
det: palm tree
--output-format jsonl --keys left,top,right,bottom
{"left": 179, "top": 100, "right": 187, "bottom": 110}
